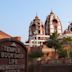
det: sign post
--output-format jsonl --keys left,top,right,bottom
{"left": 0, "top": 38, "right": 27, "bottom": 72}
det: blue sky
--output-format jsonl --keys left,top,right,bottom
{"left": 0, "top": 0, "right": 72, "bottom": 42}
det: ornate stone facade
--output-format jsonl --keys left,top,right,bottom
{"left": 28, "top": 11, "right": 62, "bottom": 47}
{"left": 29, "top": 15, "right": 45, "bottom": 40}
{"left": 26, "top": 11, "right": 72, "bottom": 58}
{"left": 59, "top": 22, "right": 72, "bottom": 39}
{"left": 45, "top": 11, "right": 62, "bottom": 35}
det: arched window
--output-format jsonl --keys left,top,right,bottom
{"left": 52, "top": 19, "right": 58, "bottom": 32}
{"left": 52, "top": 19, "right": 58, "bottom": 23}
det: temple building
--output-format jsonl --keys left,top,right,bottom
{"left": 64, "top": 22, "right": 72, "bottom": 34}
{"left": 26, "top": 11, "right": 63, "bottom": 47}
{"left": 29, "top": 15, "right": 45, "bottom": 38}
{"left": 58, "top": 22, "right": 72, "bottom": 39}
{"left": 45, "top": 11, "right": 62, "bottom": 35}
{"left": 28, "top": 15, "right": 49, "bottom": 47}
{"left": 22, "top": 11, "right": 72, "bottom": 60}
{"left": 25, "top": 11, "right": 72, "bottom": 57}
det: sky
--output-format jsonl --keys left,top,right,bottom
{"left": 0, "top": 0, "right": 72, "bottom": 43}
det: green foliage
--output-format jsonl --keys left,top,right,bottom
{"left": 58, "top": 49, "right": 67, "bottom": 58}
{"left": 50, "top": 32, "right": 58, "bottom": 40}
{"left": 28, "top": 51, "right": 43, "bottom": 58}
{"left": 62, "top": 37, "right": 72, "bottom": 58}
{"left": 45, "top": 32, "right": 62, "bottom": 59}
{"left": 46, "top": 39, "right": 54, "bottom": 48}
{"left": 69, "top": 51, "right": 72, "bottom": 58}
{"left": 46, "top": 39, "right": 62, "bottom": 50}
{"left": 45, "top": 32, "right": 72, "bottom": 59}
{"left": 62, "top": 37, "right": 72, "bottom": 45}
{"left": 46, "top": 32, "right": 62, "bottom": 50}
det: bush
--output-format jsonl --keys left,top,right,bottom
{"left": 28, "top": 51, "right": 43, "bottom": 59}
{"left": 58, "top": 50, "right": 67, "bottom": 58}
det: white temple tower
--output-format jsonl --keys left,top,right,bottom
{"left": 29, "top": 15, "right": 45, "bottom": 40}
{"left": 28, "top": 15, "right": 48, "bottom": 46}
{"left": 45, "top": 11, "right": 62, "bottom": 35}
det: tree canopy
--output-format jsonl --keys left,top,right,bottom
{"left": 46, "top": 32, "right": 62, "bottom": 50}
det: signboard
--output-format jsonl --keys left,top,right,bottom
{"left": 0, "top": 38, "right": 27, "bottom": 72}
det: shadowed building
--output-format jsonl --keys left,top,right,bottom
{"left": 0, "top": 30, "right": 21, "bottom": 41}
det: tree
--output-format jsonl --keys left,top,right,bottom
{"left": 58, "top": 49, "right": 67, "bottom": 58}
{"left": 45, "top": 32, "right": 62, "bottom": 58}
{"left": 62, "top": 37, "right": 72, "bottom": 58}
{"left": 69, "top": 51, "right": 72, "bottom": 58}
{"left": 62, "top": 37, "right": 72, "bottom": 45}
{"left": 28, "top": 51, "right": 43, "bottom": 59}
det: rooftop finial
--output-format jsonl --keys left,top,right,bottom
{"left": 35, "top": 12, "right": 39, "bottom": 19}
{"left": 50, "top": 9, "right": 54, "bottom": 14}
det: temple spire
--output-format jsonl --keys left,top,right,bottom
{"left": 35, "top": 12, "right": 39, "bottom": 19}
{"left": 50, "top": 10, "right": 54, "bottom": 14}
